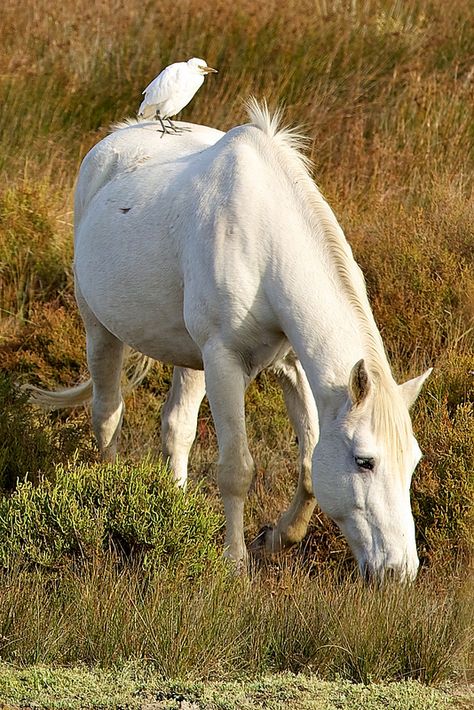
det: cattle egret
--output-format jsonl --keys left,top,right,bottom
{"left": 138, "top": 57, "right": 218, "bottom": 133}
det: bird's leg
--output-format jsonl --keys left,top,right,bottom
{"left": 152, "top": 110, "right": 191, "bottom": 136}
{"left": 165, "top": 117, "right": 180, "bottom": 132}
{"left": 154, "top": 110, "right": 172, "bottom": 135}
{"left": 166, "top": 117, "right": 192, "bottom": 134}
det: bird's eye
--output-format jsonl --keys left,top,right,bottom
{"left": 355, "top": 457, "right": 375, "bottom": 471}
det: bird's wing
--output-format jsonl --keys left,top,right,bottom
{"left": 141, "top": 62, "right": 187, "bottom": 104}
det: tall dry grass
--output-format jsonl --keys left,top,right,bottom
{"left": 0, "top": 557, "right": 471, "bottom": 684}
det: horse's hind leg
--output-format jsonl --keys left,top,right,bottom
{"left": 161, "top": 367, "right": 206, "bottom": 487}
{"left": 255, "top": 351, "right": 319, "bottom": 553}
{"left": 202, "top": 341, "right": 254, "bottom": 568}
{"left": 76, "top": 288, "right": 125, "bottom": 461}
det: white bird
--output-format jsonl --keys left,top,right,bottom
{"left": 138, "top": 57, "right": 218, "bottom": 133}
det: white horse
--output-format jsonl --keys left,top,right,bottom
{"left": 27, "top": 100, "right": 431, "bottom": 582}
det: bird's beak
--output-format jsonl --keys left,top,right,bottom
{"left": 203, "top": 66, "right": 218, "bottom": 73}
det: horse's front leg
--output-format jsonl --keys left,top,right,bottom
{"left": 161, "top": 367, "right": 206, "bottom": 487}
{"left": 254, "top": 351, "right": 319, "bottom": 553}
{"left": 202, "top": 341, "right": 254, "bottom": 569}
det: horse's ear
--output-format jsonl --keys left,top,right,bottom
{"left": 399, "top": 368, "right": 433, "bottom": 409}
{"left": 349, "top": 359, "right": 371, "bottom": 406}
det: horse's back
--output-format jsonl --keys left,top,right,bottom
{"left": 73, "top": 120, "right": 232, "bottom": 367}
{"left": 75, "top": 120, "right": 224, "bottom": 228}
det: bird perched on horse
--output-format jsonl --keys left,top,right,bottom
{"left": 138, "top": 57, "right": 218, "bottom": 134}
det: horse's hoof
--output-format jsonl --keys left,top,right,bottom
{"left": 223, "top": 551, "right": 249, "bottom": 576}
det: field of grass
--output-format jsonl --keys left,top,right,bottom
{"left": 0, "top": 0, "right": 473, "bottom": 702}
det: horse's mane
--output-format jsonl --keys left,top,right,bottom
{"left": 246, "top": 98, "right": 412, "bottom": 469}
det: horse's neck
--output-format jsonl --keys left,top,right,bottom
{"left": 264, "top": 183, "right": 385, "bottom": 417}
{"left": 275, "top": 263, "right": 364, "bottom": 415}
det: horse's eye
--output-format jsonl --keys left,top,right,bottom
{"left": 355, "top": 457, "right": 375, "bottom": 471}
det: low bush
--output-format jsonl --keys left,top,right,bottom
{"left": 0, "top": 372, "right": 87, "bottom": 489}
{"left": 0, "top": 458, "right": 224, "bottom": 575}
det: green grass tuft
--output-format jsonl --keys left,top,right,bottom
{"left": 0, "top": 560, "right": 470, "bottom": 682}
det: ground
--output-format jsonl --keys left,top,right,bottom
{"left": 0, "top": 666, "right": 472, "bottom": 710}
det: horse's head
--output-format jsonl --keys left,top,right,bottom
{"left": 312, "top": 359, "right": 431, "bottom": 583}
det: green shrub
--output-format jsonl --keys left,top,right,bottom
{"left": 0, "top": 372, "right": 86, "bottom": 489}
{"left": 0, "top": 459, "right": 224, "bottom": 575}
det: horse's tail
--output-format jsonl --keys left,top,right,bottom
{"left": 22, "top": 349, "right": 154, "bottom": 410}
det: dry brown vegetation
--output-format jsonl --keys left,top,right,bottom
{"left": 0, "top": 0, "right": 472, "bottom": 683}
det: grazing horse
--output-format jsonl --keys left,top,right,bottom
{"left": 26, "top": 100, "right": 431, "bottom": 582}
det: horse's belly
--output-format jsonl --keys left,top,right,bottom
{"left": 112, "top": 311, "right": 203, "bottom": 368}
{"left": 81, "top": 281, "right": 204, "bottom": 368}
{"left": 74, "top": 225, "right": 203, "bottom": 369}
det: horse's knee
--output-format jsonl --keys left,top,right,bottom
{"left": 217, "top": 445, "right": 255, "bottom": 499}
{"left": 218, "top": 451, "right": 253, "bottom": 566}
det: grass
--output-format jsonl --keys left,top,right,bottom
{"left": 0, "top": 558, "right": 471, "bottom": 684}
{"left": 0, "top": 665, "right": 471, "bottom": 709}
{"left": 0, "top": 0, "right": 473, "bottom": 695}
